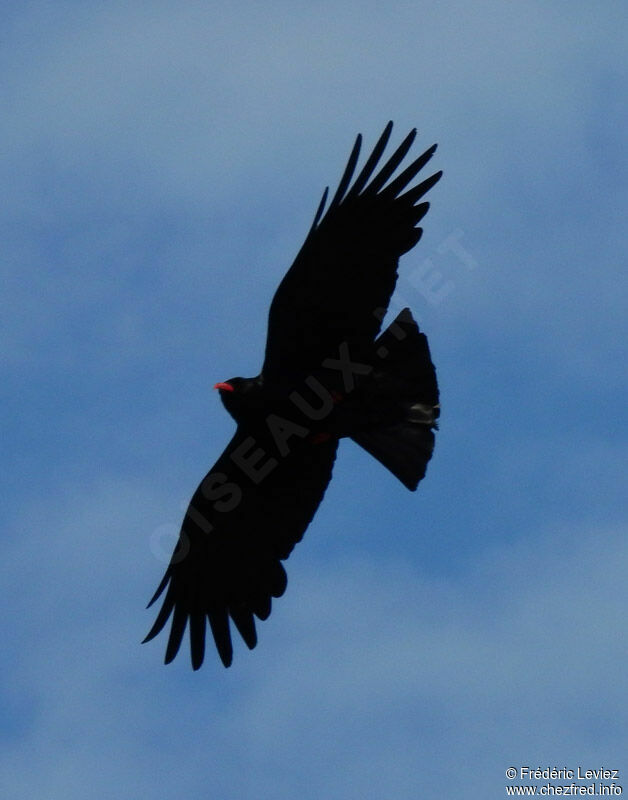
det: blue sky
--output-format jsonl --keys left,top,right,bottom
{"left": 2, "top": 1, "right": 627, "bottom": 797}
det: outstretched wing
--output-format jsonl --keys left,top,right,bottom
{"left": 144, "top": 429, "right": 337, "bottom": 668}
{"left": 262, "top": 121, "right": 442, "bottom": 380}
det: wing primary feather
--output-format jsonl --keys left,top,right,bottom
{"left": 142, "top": 584, "right": 175, "bottom": 643}
{"left": 252, "top": 594, "right": 272, "bottom": 620}
{"left": 399, "top": 170, "right": 443, "bottom": 205}
{"left": 365, "top": 128, "right": 417, "bottom": 195}
{"left": 164, "top": 604, "right": 187, "bottom": 664}
{"left": 381, "top": 144, "right": 438, "bottom": 199}
{"left": 146, "top": 568, "right": 170, "bottom": 608}
{"left": 327, "top": 133, "right": 362, "bottom": 211}
{"left": 308, "top": 186, "right": 329, "bottom": 234}
{"left": 189, "top": 613, "right": 206, "bottom": 671}
{"left": 347, "top": 120, "right": 394, "bottom": 197}
{"left": 208, "top": 607, "right": 233, "bottom": 667}
{"left": 411, "top": 201, "right": 430, "bottom": 225}
{"left": 229, "top": 607, "right": 258, "bottom": 650}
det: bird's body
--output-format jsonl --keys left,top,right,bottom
{"left": 144, "top": 122, "right": 442, "bottom": 668}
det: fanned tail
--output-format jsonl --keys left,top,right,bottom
{"left": 351, "top": 308, "right": 439, "bottom": 491}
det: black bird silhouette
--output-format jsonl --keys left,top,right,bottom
{"left": 144, "top": 122, "right": 442, "bottom": 668}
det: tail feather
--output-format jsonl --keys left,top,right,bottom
{"left": 351, "top": 308, "right": 439, "bottom": 490}
{"left": 352, "top": 414, "right": 437, "bottom": 491}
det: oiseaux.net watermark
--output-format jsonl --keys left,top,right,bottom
{"left": 148, "top": 225, "right": 478, "bottom": 563}
{"left": 505, "top": 766, "right": 622, "bottom": 796}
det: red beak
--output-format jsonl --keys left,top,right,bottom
{"left": 214, "top": 382, "right": 234, "bottom": 392}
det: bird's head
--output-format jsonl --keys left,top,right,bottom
{"left": 213, "top": 376, "right": 259, "bottom": 420}
{"left": 214, "top": 378, "right": 240, "bottom": 410}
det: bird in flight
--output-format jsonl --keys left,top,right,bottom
{"left": 144, "top": 121, "right": 442, "bottom": 668}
